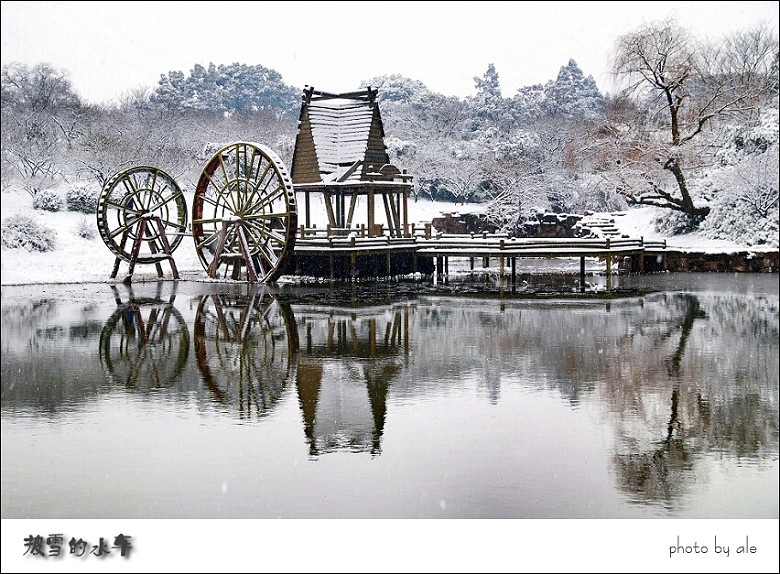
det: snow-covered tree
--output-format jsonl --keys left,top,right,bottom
{"left": 362, "top": 74, "right": 431, "bottom": 104}
{"left": 1, "top": 62, "right": 83, "bottom": 192}
{"left": 608, "top": 19, "right": 778, "bottom": 219}
{"left": 542, "top": 59, "right": 604, "bottom": 117}
{"left": 150, "top": 63, "right": 299, "bottom": 115}
{"left": 467, "top": 63, "right": 512, "bottom": 134}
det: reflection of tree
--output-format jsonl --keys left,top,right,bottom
{"left": 99, "top": 283, "right": 189, "bottom": 389}
{"left": 612, "top": 294, "right": 779, "bottom": 505}
{"left": 663, "top": 295, "right": 706, "bottom": 377}
{"left": 193, "top": 285, "right": 298, "bottom": 419}
{"left": 295, "top": 306, "right": 408, "bottom": 456}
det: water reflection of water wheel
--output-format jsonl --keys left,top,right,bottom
{"left": 194, "top": 286, "right": 299, "bottom": 418}
{"left": 99, "top": 286, "right": 190, "bottom": 389}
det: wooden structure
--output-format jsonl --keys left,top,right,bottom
{"left": 291, "top": 87, "right": 412, "bottom": 238}
{"left": 97, "top": 166, "right": 186, "bottom": 283}
{"left": 191, "top": 142, "right": 298, "bottom": 282}
{"left": 96, "top": 86, "right": 673, "bottom": 287}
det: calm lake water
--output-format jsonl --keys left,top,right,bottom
{"left": 1, "top": 273, "right": 778, "bottom": 519}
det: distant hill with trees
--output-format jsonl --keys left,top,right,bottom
{"left": 2, "top": 18, "right": 777, "bottom": 247}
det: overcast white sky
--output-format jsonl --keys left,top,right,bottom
{"left": 1, "top": 1, "right": 778, "bottom": 104}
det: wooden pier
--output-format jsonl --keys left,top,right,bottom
{"left": 284, "top": 225, "right": 668, "bottom": 290}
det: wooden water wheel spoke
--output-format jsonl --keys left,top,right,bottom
{"left": 97, "top": 166, "right": 187, "bottom": 264}
{"left": 244, "top": 220, "right": 287, "bottom": 248}
{"left": 244, "top": 211, "right": 292, "bottom": 221}
{"left": 147, "top": 191, "right": 185, "bottom": 214}
{"left": 192, "top": 142, "right": 297, "bottom": 282}
{"left": 245, "top": 185, "right": 285, "bottom": 215}
{"left": 105, "top": 199, "right": 144, "bottom": 214}
{"left": 241, "top": 160, "right": 271, "bottom": 210}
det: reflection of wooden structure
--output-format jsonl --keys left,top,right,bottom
{"left": 193, "top": 285, "right": 298, "bottom": 418}
{"left": 291, "top": 87, "right": 412, "bottom": 238}
{"left": 99, "top": 283, "right": 189, "bottom": 388}
{"left": 294, "top": 305, "right": 409, "bottom": 455}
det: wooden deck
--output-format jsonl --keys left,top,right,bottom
{"left": 286, "top": 229, "right": 669, "bottom": 288}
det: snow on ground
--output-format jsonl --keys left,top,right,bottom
{"left": 0, "top": 187, "right": 768, "bottom": 286}
{"left": 609, "top": 207, "right": 754, "bottom": 253}
{"left": 0, "top": 190, "right": 475, "bottom": 286}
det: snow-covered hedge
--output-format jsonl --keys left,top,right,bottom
{"left": 1, "top": 214, "right": 58, "bottom": 252}
{"left": 31, "top": 189, "right": 64, "bottom": 212}
{"left": 66, "top": 183, "right": 98, "bottom": 214}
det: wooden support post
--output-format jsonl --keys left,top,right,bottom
{"left": 606, "top": 237, "right": 612, "bottom": 293}
{"left": 147, "top": 238, "right": 164, "bottom": 278}
{"left": 305, "top": 193, "right": 311, "bottom": 228}
{"left": 402, "top": 189, "right": 409, "bottom": 237}
{"left": 368, "top": 189, "right": 375, "bottom": 237}
{"left": 511, "top": 257, "right": 516, "bottom": 286}
{"left": 124, "top": 218, "right": 148, "bottom": 282}
{"left": 323, "top": 191, "right": 336, "bottom": 228}
{"left": 154, "top": 217, "right": 179, "bottom": 280}
{"left": 382, "top": 194, "right": 395, "bottom": 237}
{"left": 111, "top": 227, "right": 133, "bottom": 279}
{"left": 346, "top": 193, "right": 358, "bottom": 228}
{"left": 662, "top": 240, "right": 668, "bottom": 271}
{"left": 580, "top": 257, "right": 586, "bottom": 293}
{"left": 208, "top": 221, "right": 230, "bottom": 278}
{"left": 235, "top": 223, "right": 258, "bottom": 282}
{"left": 386, "top": 252, "right": 391, "bottom": 278}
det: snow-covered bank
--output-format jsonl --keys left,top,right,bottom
{"left": 0, "top": 189, "right": 773, "bottom": 286}
{"left": 611, "top": 208, "right": 756, "bottom": 253}
{"left": 0, "top": 191, "right": 474, "bottom": 285}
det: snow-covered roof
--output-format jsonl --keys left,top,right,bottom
{"left": 291, "top": 87, "right": 390, "bottom": 184}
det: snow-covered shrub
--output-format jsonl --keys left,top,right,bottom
{"left": 1, "top": 214, "right": 57, "bottom": 252}
{"left": 701, "top": 200, "right": 779, "bottom": 247}
{"left": 652, "top": 210, "right": 705, "bottom": 235}
{"left": 66, "top": 183, "right": 98, "bottom": 214}
{"left": 75, "top": 215, "right": 96, "bottom": 240}
{"left": 31, "top": 189, "right": 64, "bottom": 212}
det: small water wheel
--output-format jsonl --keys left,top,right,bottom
{"left": 99, "top": 288, "right": 190, "bottom": 389}
{"left": 192, "top": 142, "right": 298, "bottom": 282}
{"left": 96, "top": 166, "right": 187, "bottom": 280}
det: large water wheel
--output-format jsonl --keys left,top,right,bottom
{"left": 192, "top": 142, "right": 298, "bottom": 282}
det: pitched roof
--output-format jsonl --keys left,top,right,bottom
{"left": 291, "top": 87, "right": 390, "bottom": 184}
